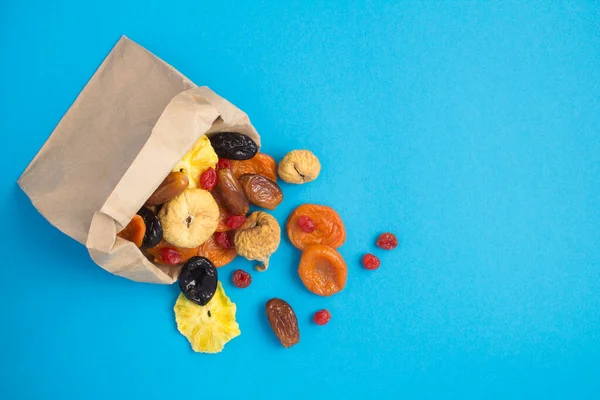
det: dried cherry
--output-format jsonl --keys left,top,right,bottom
{"left": 362, "top": 253, "right": 380, "bottom": 270}
{"left": 226, "top": 215, "right": 246, "bottom": 229}
{"left": 232, "top": 269, "right": 252, "bottom": 288}
{"left": 199, "top": 167, "right": 217, "bottom": 190}
{"left": 147, "top": 240, "right": 199, "bottom": 265}
{"left": 376, "top": 233, "right": 398, "bottom": 250}
{"left": 297, "top": 215, "right": 316, "bottom": 233}
{"left": 313, "top": 310, "right": 331, "bottom": 325}
{"left": 214, "top": 231, "right": 234, "bottom": 249}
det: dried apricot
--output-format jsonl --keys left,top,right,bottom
{"left": 298, "top": 245, "right": 347, "bottom": 296}
{"left": 147, "top": 240, "right": 199, "bottom": 265}
{"left": 212, "top": 192, "right": 233, "bottom": 232}
{"left": 196, "top": 233, "right": 237, "bottom": 268}
{"left": 286, "top": 204, "right": 346, "bottom": 250}
{"left": 117, "top": 214, "right": 146, "bottom": 247}
{"left": 231, "top": 153, "right": 277, "bottom": 182}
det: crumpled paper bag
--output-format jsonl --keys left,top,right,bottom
{"left": 18, "top": 36, "right": 260, "bottom": 284}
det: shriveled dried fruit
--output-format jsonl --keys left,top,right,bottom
{"left": 137, "top": 207, "right": 163, "bottom": 248}
{"left": 217, "top": 158, "right": 232, "bottom": 170}
{"left": 214, "top": 231, "right": 234, "bottom": 249}
{"left": 298, "top": 245, "right": 347, "bottom": 296}
{"left": 196, "top": 233, "right": 237, "bottom": 268}
{"left": 146, "top": 172, "right": 189, "bottom": 206}
{"left": 216, "top": 168, "right": 249, "bottom": 216}
{"left": 231, "top": 153, "right": 277, "bottom": 181}
{"left": 199, "top": 167, "right": 217, "bottom": 191}
{"left": 362, "top": 253, "right": 381, "bottom": 270}
{"left": 376, "top": 232, "right": 398, "bottom": 250}
{"left": 179, "top": 256, "right": 218, "bottom": 306}
{"left": 232, "top": 269, "right": 252, "bottom": 288}
{"left": 147, "top": 240, "right": 199, "bottom": 265}
{"left": 287, "top": 204, "right": 346, "bottom": 250}
{"left": 210, "top": 132, "right": 259, "bottom": 160}
{"left": 225, "top": 215, "right": 246, "bottom": 229}
{"left": 174, "top": 282, "right": 240, "bottom": 353}
{"left": 313, "top": 309, "right": 331, "bottom": 325}
{"left": 266, "top": 298, "right": 300, "bottom": 348}
{"left": 234, "top": 211, "right": 281, "bottom": 272}
{"left": 117, "top": 214, "right": 146, "bottom": 247}
{"left": 238, "top": 174, "right": 283, "bottom": 210}
{"left": 278, "top": 150, "right": 321, "bottom": 184}
{"left": 172, "top": 135, "right": 218, "bottom": 188}
{"left": 158, "top": 189, "right": 219, "bottom": 248}
{"left": 212, "top": 192, "right": 233, "bottom": 232}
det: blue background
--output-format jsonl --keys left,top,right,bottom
{"left": 1, "top": 1, "right": 599, "bottom": 398}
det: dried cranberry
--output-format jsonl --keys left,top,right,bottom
{"left": 362, "top": 253, "right": 381, "bottom": 270}
{"left": 215, "top": 231, "right": 233, "bottom": 249}
{"left": 199, "top": 167, "right": 217, "bottom": 190}
{"left": 232, "top": 269, "right": 252, "bottom": 288}
{"left": 159, "top": 247, "right": 182, "bottom": 265}
{"left": 297, "top": 215, "right": 316, "bottom": 233}
{"left": 376, "top": 232, "right": 398, "bottom": 250}
{"left": 217, "top": 159, "right": 232, "bottom": 170}
{"left": 313, "top": 309, "right": 331, "bottom": 325}
{"left": 226, "top": 215, "right": 246, "bottom": 229}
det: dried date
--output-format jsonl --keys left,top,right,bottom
{"left": 266, "top": 298, "right": 300, "bottom": 348}
{"left": 146, "top": 171, "right": 189, "bottom": 206}
{"left": 238, "top": 174, "right": 283, "bottom": 210}
{"left": 216, "top": 168, "right": 249, "bottom": 215}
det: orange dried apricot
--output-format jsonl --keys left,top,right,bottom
{"left": 117, "top": 214, "right": 146, "bottom": 247}
{"left": 212, "top": 191, "right": 233, "bottom": 232}
{"left": 231, "top": 153, "right": 277, "bottom": 182}
{"left": 147, "top": 240, "right": 199, "bottom": 265}
{"left": 298, "top": 245, "right": 347, "bottom": 296}
{"left": 196, "top": 233, "right": 237, "bottom": 268}
{"left": 286, "top": 204, "right": 346, "bottom": 250}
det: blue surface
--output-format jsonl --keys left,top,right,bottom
{"left": 1, "top": 1, "right": 600, "bottom": 398}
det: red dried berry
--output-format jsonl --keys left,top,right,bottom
{"left": 199, "top": 167, "right": 217, "bottom": 190}
{"left": 313, "top": 309, "right": 331, "bottom": 325}
{"left": 214, "top": 231, "right": 233, "bottom": 249}
{"left": 376, "top": 232, "right": 398, "bottom": 250}
{"left": 226, "top": 215, "right": 246, "bottom": 229}
{"left": 297, "top": 215, "right": 316, "bottom": 233}
{"left": 232, "top": 269, "right": 252, "bottom": 288}
{"left": 362, "top": 253, "right": 381, "bottom": 270}
{"left": 217, "top": 159, "right": 232, "bottom": 170}
{"left": 159, "top": 248, "right": 182, "bottom": 265}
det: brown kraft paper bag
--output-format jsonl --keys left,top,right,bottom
{"left": 18, "top": 36, "right": 260, "bottom": 284}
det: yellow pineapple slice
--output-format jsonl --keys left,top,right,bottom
{"left": 172, "top": 135, "right": 218, "bottom": 188}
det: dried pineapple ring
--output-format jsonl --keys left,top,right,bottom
{"left": 174, "top": 282, "right": 241, "bottom": 353}
{"left": 173, "top": 135, "right": 219, "bottom": 188}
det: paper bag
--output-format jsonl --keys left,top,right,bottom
{"left": 18, "top": 36, "right": 260, "bottom": 284}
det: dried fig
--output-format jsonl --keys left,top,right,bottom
{"left": 266, "top": 298, "right": 300, "bottom": 348}
{"left": 234, "top": 211, "right": 280, "bottom": 271}
{"left": 146, "top": 171, "right": 189, "bottom": 206}
{"left": 278, "top": 150, "right": 321, "bottom": 184}
{"left": 238, "top": 174, "right": 283, "bottom": 210}
{"left": 216, "top": 168, "right": 249, "bottom": 215}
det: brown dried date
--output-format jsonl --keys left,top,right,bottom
{"left": 145, "top": 172, "right": 189, "bottom": 206}
{"left": 238, "top": 174, "right": 283, "bottom": 210}
{"left": 266, "top": 298, "right": 300, "bottom": 348}
{"left": 216, "top": 168, "right": 249, "bottom": 215}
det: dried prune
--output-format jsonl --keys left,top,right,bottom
{"left": 209, "top": 132, "right": 258, "bottom": 160}
{"left": 146, "top": 171, "right": 189, "bottom": 206}
{"left": 266, "top": 298, "right": 300, "bottom": 348}
{"left": 137, "top": 207, "right": 163, "bottom": 248}
{"left": 238, "top": 174, "right": 283, "bottom": 210}
{"left": 179, "top": 256, "right": 218, "bottom": 306}
{"left": 216, "top": 168, "right": 249, "bottom": 215}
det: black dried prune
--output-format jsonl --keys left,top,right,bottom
{"left": 209, "top": 132, "right": 258, "bottom": 160}
{"left": 179, "top": 256, "right": 218, "bottom": 306}
{"left": 137, "top": 207, "right": 163, "bottom": 248}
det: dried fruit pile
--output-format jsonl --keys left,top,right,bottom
{"left": 117, "top": 131, "right": 398, "bottom": 353}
